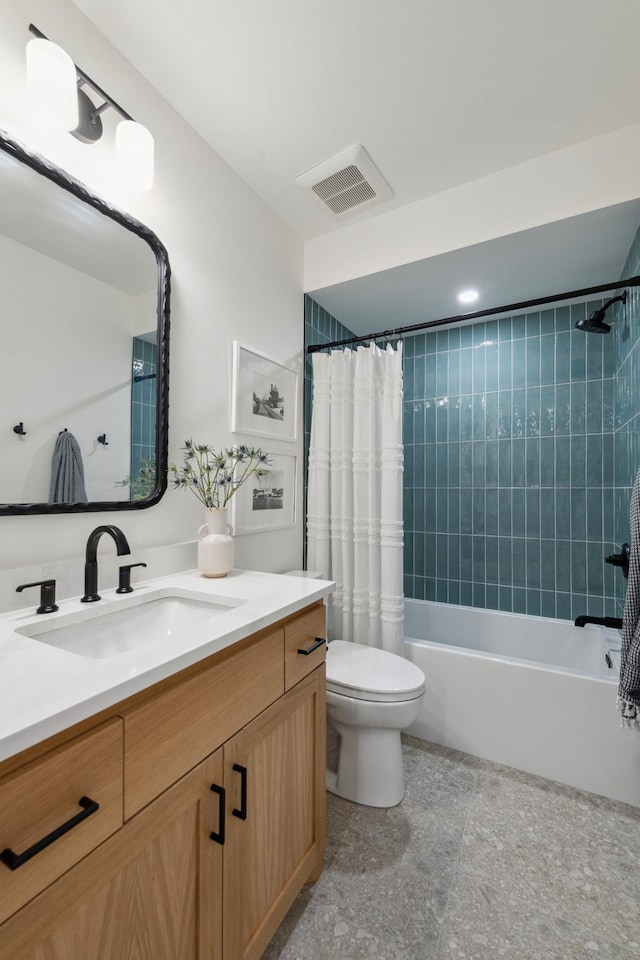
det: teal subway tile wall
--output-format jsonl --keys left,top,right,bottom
{"left": 402, "top": 306, "right": 618, "bottom": 619}
{"left": 131, "top": 336, "right": 157, "bottom": 497}
{"left": 306, "top": 232, "right": 640, "bottom": 621}
{"left": 614, "top": 222, "right": 640, "bottom": 607}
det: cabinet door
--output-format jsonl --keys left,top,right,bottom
{"left": 1, "top": 752, "right": 224, "bottom": 960}
{"left": 223, "top": 667, "right": 325, "bottom": 960}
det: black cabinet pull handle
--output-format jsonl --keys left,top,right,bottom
{"left": 297, "top": 637, "right": 326, "bottom": 656}
{"left": 232, "top": 764, "right": 247, "bottom": 821}
{"left": 0, "top": 796, "right": 99, "bottom": 871}
{"left": 209, "top": 783, "right": 226, "bottom": 845}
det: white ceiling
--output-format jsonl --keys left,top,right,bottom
{"left": 72, "top": 0, "right": 640, "bottom": 241}
{"left": 71, "top": 0, "right": 640, "bottom": 331}
{"left": 310, "top": 200, "right": 640, "bottom": 334}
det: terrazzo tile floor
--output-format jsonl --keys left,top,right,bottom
{"left": 263, "top": 736, "right": 640, "bottom": 960}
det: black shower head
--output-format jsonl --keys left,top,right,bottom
{"left": 575, "top": 291, "right": 627, "bottom": 333}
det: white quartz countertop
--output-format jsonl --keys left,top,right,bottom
{"left": 0, "top": 568, "right": 334, "bottom": 763}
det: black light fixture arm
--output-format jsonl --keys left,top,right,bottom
{"left": 28, "top": 23, "right": 135, "bottom": 124}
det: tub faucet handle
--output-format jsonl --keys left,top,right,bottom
{"left": 574, "top": 614, "right": 622, "bottom": 629}
{"left": 605, "top": 543, "right": 630, "bottom": 580}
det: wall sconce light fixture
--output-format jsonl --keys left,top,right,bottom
{"left": 26, "top": 24, "right": 154, "bottom": 191}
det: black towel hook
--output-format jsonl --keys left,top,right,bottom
{"left": 13, "top": 422, "right": 26, "bottom": 436}
{"left": 97, "top": 434, "right": 108, "bottom": 446}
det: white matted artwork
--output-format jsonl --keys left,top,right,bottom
{"left": 231, "top": 342, "right": 297, "bottom": 442}
{"left": 232, "top": 452, "right": 296, "bottom": 534}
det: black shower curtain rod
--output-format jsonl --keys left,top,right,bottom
{"left": 306, "top": 274, "right": 640, "bottom": 354}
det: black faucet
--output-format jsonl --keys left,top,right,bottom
{"left": 81, "top": 525, "right": 131, "bottom": 603}
{"left": 574, "top": 614, "right": 622, "bottom": 629}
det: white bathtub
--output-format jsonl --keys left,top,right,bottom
{"left": 404, "top": 599, "right": 640, "bottom": 807}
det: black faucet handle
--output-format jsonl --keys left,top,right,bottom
{"left": 16, "top": 579, "right": 58, "bottom": 614}
{"left": 605, "top": 543, "right": 630, "bottom": 580}
{"left": 116, "top": 562, "right": 147, "bottom": 594}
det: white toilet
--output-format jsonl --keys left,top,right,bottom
{"left": 325, "top": 640, "right": 426, "bottom": 808}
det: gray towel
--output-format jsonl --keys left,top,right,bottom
{"left": 49, "top": 431, "right": 88, "bottom": 504}
{"left": 619, "top": 467, "right": 640, "bottom": 728}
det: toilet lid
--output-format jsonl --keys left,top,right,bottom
{"left": 326, "top": 640, "right": 426, "bottom": 703}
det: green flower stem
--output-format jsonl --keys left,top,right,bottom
{"left": 170, "top": 440, "right": 270, "bottom": 510}
{"left": 222, "top": 457, "right": 264, "bottom": 506}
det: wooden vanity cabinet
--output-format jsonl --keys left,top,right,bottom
{"left": 222, "top": 666, "right": 325, "bottom": 960}
{"left": 0, "top": 719, "right": 124, "bottom": 926}
{"left": 122, "top": 627, "right": 285, "bottom": 819}
{"left": 0, "top": 602, "right": 326, "bottom": 960}
{"left": 1, "top": 750, "right": 224, "bottom": 960}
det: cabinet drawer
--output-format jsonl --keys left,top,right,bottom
{"left": 284, "top": 604, "right": 327, "bottom": 690}
{"left": 122, "top": 628, "right": 284, "bottom": 817}
{"left": 0, "top": 719, "right": 123, "bottom": 924}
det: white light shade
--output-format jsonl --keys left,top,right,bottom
{"left": 116, "top": 120, "right": 154, "bottom": 191}
{"left": 26, "top": 38, "right": 78, "bottom": 132}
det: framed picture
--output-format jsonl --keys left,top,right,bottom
{"left": 231, "top": 342, "right": 297, "bottom": 442}
{"left": 232, "top": 453, "right": 296, "bottom": 534}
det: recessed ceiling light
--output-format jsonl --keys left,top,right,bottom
{"left": 458, "top": 289, "right": 479, "bottom": 304}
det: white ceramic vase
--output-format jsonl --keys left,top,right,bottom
{"left": 197, "top": 507, "right": 234, "bottom": 578}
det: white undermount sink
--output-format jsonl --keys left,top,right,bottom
{"left": 14, "top": 589, "right": 245, "bottom": 659}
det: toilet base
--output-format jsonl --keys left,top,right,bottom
{"left": 326, "top": 724, "right": 405, "bottom": 807}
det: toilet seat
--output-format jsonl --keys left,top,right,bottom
{"left": 326, "top": 640, "right": 425, "bottom": 703}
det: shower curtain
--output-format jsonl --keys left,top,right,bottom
{"left": 307, "top": 342, "right": 404, "bottom": 655}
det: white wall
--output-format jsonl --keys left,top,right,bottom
{"left": 0, "top": 233, "right": 133, "bottom": 503}
{"left": 304, "top": 122, "right": 640, "bottom": 292}
{"left": 0, "top": 0, "right": 304, "bottom": 579}
{"left": 5, "top": 1, "right": 639, "bottom": 588}
{"left": 133, "top": 290, "right": 157, "bottom": 338}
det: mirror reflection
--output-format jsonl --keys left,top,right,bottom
{"left": 0, "top": 133, "right": 169, "bottom": 513}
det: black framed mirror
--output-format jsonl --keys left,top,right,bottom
{"left": 0, "top": 129, "right": 170, "bottom": 515}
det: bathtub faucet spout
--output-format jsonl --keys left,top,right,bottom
{"left": 574, "top": 614, "right": 622, "bottom": 629}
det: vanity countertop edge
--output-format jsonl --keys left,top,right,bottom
{"left": 0, "top": 568, "right": 334, "bottom": 764}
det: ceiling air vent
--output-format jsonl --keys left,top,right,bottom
{"left": 295, "top": 145, "right": 392, "bottom": 218}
